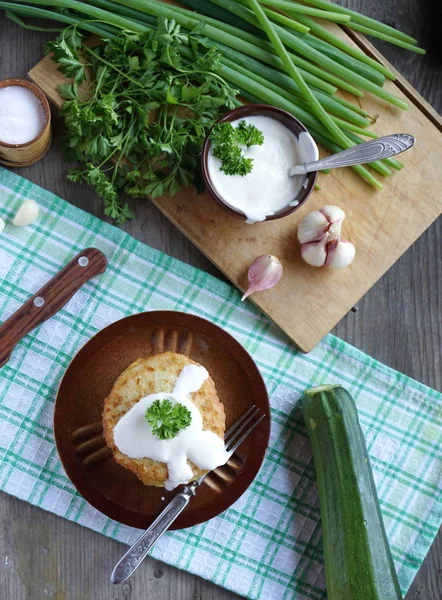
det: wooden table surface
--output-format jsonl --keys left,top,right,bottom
{"left": 0, "top": 2, "right": 441, "bottom": 599}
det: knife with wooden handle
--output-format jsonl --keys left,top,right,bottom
{"left": 0, "top": 248, "right": 107, "bottom": 368}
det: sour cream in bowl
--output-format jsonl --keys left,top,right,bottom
{"left": 202, "top": 105, "right": 318, "bottom": 224}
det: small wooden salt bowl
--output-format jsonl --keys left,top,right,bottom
{"left": 0, "top": 78, "right": 51, "bottom": 168}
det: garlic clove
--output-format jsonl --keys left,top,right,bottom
{"left": 0, "top": 217, "right": 5, "bottom": 235}
{"left": 300, "top": 234, "right": 328, "bottom": 267}
{"left": 321, "top": 206, "right": 345, "bottom": 241}
{"left": 13, "top": 199, "right": 39, "bottom": 227}
{"left": 320, "top": 205, "right": 346, "bottom": 223}
{"left": 326, "top": 240, "right": 356, "bottom": 269}
{"left": 241, "top": 254, "right": 283, "bottom": 301}
{"left": 297, "top": 210, "right": 329, "bottom": 244}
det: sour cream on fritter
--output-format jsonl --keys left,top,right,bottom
{"left": 113, "top": 364, "right": 229, "bottom": 490}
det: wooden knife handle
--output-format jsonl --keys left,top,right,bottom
{"left": 0, "top": 248, "right": 107, "bottom": 368}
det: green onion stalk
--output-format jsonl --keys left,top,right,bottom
{"left": 212, "top": 0, "right": 407, "bottom": 109}
{"left": 261, "top": 0, "right": 422, "bottom": 48}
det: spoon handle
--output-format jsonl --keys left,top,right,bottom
{"left": 292, "top": 134, "right": 415, "bottom": 175}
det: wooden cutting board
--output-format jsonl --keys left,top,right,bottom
{"left": 28, "top": 13, "right": 442, "bottom": 352}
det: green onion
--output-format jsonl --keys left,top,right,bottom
{"left": 179, "top": 0, "right": 310, "bottom": 34}
{"left": 221, "top": 57, "right": 371, "bottom": 134}
{"left": 2, "top": 2, "right": 127, "bottom": 35}
{"left": 7, "top": 0, "right": 146, "bottom": 31}
{"left": 255, "top": 0, "right": 353, "bottom": 23}
{"left": 264, "top": 0, "right": 418, "bottom": 46}
{"left": 254, "top": 3, "right": 308, "bottom": 35}
{"left": 85, "top": 0, "right": 157, "bottom": 28}
{"left": 382, "top": 157, "right": 404, "bottom": 171}
{"left": 212, "top": 41, "right": 341, "bottom": 95}
{"left": 222, "top": 59, "right": 377, "bottom": 139}
{"left": 219, "top": 45, "right": 370, "bottom": 126}
{"left": 288, "top": 13, "right": 395, "bottom": 80}
{"left": 346, "top": 22, "right": 426, "bottom": 54}
{"left": 171, "top": 0, "right": 263, "bottom": 35}
{"left": 279, "top": 27, "right": 386, "bottom": 86}
{"left": 329, "top": 95, "right": 369, "bottom": 118}
{"left": 5, "top": 9, "right": 62, "bottom": 30}
{"left": 211, "top": 0, "right": 365, "bottom": 96}
{"left": 239, "top": 0, "right": 385, "bottom": 85}
{"left": 214, "top": 0, "right": 407, "bottom": 108}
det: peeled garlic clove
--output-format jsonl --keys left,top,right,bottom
{"left": 0, "top": 217, "right": 5, "bottom": 234}
{"left": 297, "top": 210, "right": 329, "bottom": 244}
{"left": 13, "top": 199, "right": 39, "bottom": 227}
{"left": 241, "top": 254, "right": 283, "bottom": 301}
{"left": 300, "top": 234, "right": 328, "bottom": 267}
{"left": 326, "top": 240, "right": 356, "bottom": 269}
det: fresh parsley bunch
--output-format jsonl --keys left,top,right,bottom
{"left": 145, "top": 399, "right": 192, "bottom": 440}
{"left": 46, "top": 19, "right": 238, "bottom": 223}
{"left": 210, "top": 120, "right": 264, "bottom": 176}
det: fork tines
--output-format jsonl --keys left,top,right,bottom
{"left": 225, "top": 406, "right": 265, "bottom": 456}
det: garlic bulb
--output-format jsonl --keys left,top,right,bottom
{"left": 13, "top": 199, "right": 39, "bottom": 227}
{"left": 0, "top": 217, "right": 5, "bottom": 235}
{"left": 242, "top": 254, "right": 283, "bottom": 301}
{"left": 298, "top": 206, "right": 355, "bottom": 269}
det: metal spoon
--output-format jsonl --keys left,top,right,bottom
{"left": 290, "top": 133, "right": 415, "bottom": 176}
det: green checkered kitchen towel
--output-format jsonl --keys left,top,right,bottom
{"left": 0, "top": 166, "right": 441, "bottom": 600}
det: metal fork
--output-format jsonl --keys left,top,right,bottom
{"left": 111, "top": 406, "right": 265, "bottom": 584}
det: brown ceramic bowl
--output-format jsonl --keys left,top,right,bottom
{"left": 54, "top": 311, "right": 270, "bottom": 530}
{"left": 201, "top": 104, "right": 318, "bottom": 221}
{"left": 0, "top": 78, "right": 51, "bottom": 167}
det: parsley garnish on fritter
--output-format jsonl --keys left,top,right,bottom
{"left": 145, "top": 399, "right": 192, "bottom": 440}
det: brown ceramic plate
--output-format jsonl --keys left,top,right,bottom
{"left": 54, "top": 311, "right": 270, "bottom": 530}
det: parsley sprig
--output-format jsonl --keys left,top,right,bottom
{"left": 145, "top": 399, "right": 192, "bottom": 440}
{"left": 45, "top": 19, "right": 237, "bottom": 223}
{"left": 210, "top": 120, "right": 264, "bottom": 176}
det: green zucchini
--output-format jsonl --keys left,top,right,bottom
{"left": 303, "top": 385, "right": 403, "bottom": 600}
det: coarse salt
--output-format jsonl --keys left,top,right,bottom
{"left": 0, "top": 86, "right": 46, "bottom": 145}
